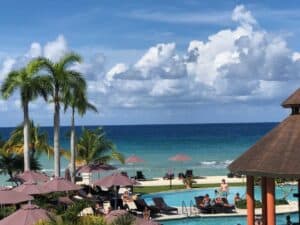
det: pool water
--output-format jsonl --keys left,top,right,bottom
{"left": 142, "top": 185, "right": 297, "bottom": 207}
{"left": 161, "top": 213, "right": 299, "bottom": 225}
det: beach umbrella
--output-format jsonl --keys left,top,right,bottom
{"left": 93, "top": 172, "right": 137, "bottom": 188}
{"left": 125, "top": 155, "right": 144, "bottom": 164}
{"left": 77, "top": 163, "right": 116, "bottom": 173}
{"left": 42, "top": 177, "right": 82, "bottom": 192}
{"left": 15, "top": 171, "right": 49, "bottom": 183}
{"left": 125, "top": 155, "right": 145, "bottom": 178}
{"left": 13, "top": 181, "right": 50, "bottom": 195}
{"left": 0, "top": 189, "right": 33, "bottom": 205}
{"left": 169, "top": 154, "right": 191, "bottom": 162}
{"left": 0, "top": 204, "right": 50, "bottom": 225}
{"left": 93, "top": 173, "right": 137, "bottom": 209}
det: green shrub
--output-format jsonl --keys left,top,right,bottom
{"left": 61, "top": 200, "right": 89, "bottom": 223}
{"left": 0, "top": 206, "right": 15, "bottom": 219}
{"left": 110, "top": 213, "right": 135, "bottom": 225}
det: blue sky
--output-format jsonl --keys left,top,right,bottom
{"left": 0, "top": 0, "right": 300, "bottom": 126}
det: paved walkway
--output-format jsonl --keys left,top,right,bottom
{"left": 155, "top": 201, "right": 298, "bottom": 221}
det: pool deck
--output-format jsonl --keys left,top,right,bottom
{"left": 154, "top": 201, "right": 298, "bottom": 221}
{"left": 139, "top": 175, "right": 245, "bottom": 186}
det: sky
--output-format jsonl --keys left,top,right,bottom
{"left": 0, "top": 0, "right": 300, "bottom": 126}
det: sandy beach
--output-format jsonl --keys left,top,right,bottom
{"left": 139, "top": 176, "right": 245, "bottom": 186}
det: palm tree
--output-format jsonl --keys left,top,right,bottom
{"left": 1, "top": 60, "right": 51, "bottom": 171}
{"left": 36, "top": 53, "right": 84, "bottom": 177}
{"left": 76, "top": 127, "right": 124, "bottom": 165}
{"left": 0, "top": 149, "right": 41, "bottom": 182}
{"left": 64, "top": 84, "right": 97, "bottom": 183}
{"left": 4, "top": 121, "right": 52, "bottom": 158}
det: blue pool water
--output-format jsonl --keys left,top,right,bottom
{"left": 161, "top": 213, "right": 299, "bottom": 225}
{"left": 142, "top": 185, "right": 298, "bottom": 207}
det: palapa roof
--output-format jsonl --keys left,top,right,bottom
{"left": 229, "top": 88, "right": 300, "bottom": 178}
{"left": 281, "top": 88, "right": 300, "bottom": 108}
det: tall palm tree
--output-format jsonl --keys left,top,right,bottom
{"left": 36, "top": 53, "right": 85, "bottom": 177}
{"left": 64, "top": 85, "right": 97, "bottom": 183}
{"left": 1, "top": 60, "right": 51, "bottom": 171}
{"left": 76, "top": 127, "right": 124, "bottom": 165}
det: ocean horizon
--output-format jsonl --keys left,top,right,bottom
{"left": 0, "top": 122, "right": 277, "bottom": 185}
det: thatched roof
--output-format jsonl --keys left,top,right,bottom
{"left": 228, "top": 113, "right": 300, "bottom": 178}
{"left": 282, "top": 88, "right": 300, "bottom": 108}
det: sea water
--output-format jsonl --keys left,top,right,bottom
{"left": 0, "top": 123, "right": 276, "bottom": 185}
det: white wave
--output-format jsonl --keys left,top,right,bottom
{"left": 199, "top": 160, "right": 233, "bottom": 169}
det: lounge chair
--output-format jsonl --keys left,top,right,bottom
{"left": 152, "top": 197, "right": 178, "bottom": 214}
{"left": 124, "top": 201, "right": 143, "bottom": 216}
{"left": 163, "top": 173, "right": 174, "bottom": 180}
{"left": 194, "top": 196, "right": 212, "bottom": 213}
{"left": 185, "top": 170, "right": 194, "bottom": 178}
{"left": 134, "top": 199, "right": 160, "bottom": 216}
{"left": 135, "top": 171, "right": 146, "bottom": 180}
{"left": 220, "top": 198, "right": 235, "bottom": 213}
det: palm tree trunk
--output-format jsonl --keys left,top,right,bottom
{"left": 54, "top": 91, "right": 60, "bottom": 177}
{"left": 70, "top": 107, "right": 76, "bottom": 183}
{"left": 23, "top": 102, "right": 30, "bottom": 171}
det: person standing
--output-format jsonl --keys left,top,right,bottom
{"left": 220, "top": 179, "right": 229, "bottom": 198}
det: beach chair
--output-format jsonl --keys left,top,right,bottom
{"left": 163, "top": 173, "right": 174, "bottom": 180}
{"left": 221, "top": 198, "right": 236, "bottom": 213}
{"left": 135, "top": 171, "right": 146, "bottom": 180}
{"left": 152, "top": 197, "right": 178, "bottom": 214}
{"left": 125, "top": 201, "right": 143, "bottom": 216}
{"left": 185, "top": 170, "right": 193, "bottom": 178}
{"left": 194, "top": 196, "right": 212, "bottom": 213}
{"left": 134, "top": 199, "right": 160, "bottom": 216}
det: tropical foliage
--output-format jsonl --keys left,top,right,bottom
{"left": 76, "top": 127, "right": 124, "bottom": 165}
{"left": 1, "top": 59, "right": 51, "bottom": 171}
{"left": 4, "top": 121, "right": 52, "bottom": 158}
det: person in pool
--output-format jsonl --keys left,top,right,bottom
{"left": 234, "top": 193, "right": 241, "bottom": 205}
{"left": 220, "top": 179, "right": 229, "bottom": 198}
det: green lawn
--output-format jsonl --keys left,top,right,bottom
{"left": 133, "top": 182, "right": 245, "bottom": 195}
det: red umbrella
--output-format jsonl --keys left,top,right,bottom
{"left": 13, "top": 181, "right": 50, "bottom": 195}
{"left": 42, "top": 177, "right": 82, "bottom": 192}
{"left": 15, "top": 171, "right": 49, "bottom": 183}
{"left": 0, "top": 189, "right": 33, "bottom": 205}
{"left": 77, "top": 163, "right": 116, "bottom": 173}
{"left": 169, "top": 154, "right": 191, "bottom": 162}
{"left": 93, "top": 173, "right": 137, "bottom": 188}
{"left": 125, "top": 155, "right": 144, "bottom": 164}
{"left": 0, "top": 204, "right": 50, "bottom": 225}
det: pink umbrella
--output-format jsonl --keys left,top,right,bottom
{"left": 125, "top": 155, "right": 144, "bottom": 164}
{"left": 14, "top": 181, "right": 50, "bottom": 195}
{"left": 0, "top": 189, "right": 33, "bottom": 205}
{"left": 0, "top": 204, "right": 50, "bottom": 225}
{"left": 169, "top": 154, "right": 191, "bottom": 162}
{"left": 15, "top": 171, "right": 49, "bottom": 183}
{"left": 93, "top": 173, "right": 137, "bottom": 188}
{"left": 42, "top": 177, "right": 82, "bottom": 192}
{"left": 94, "top": 173, "right": 137, "bottom": 209}
{"left": 77, "top": 163, "right": 116, "bottom": 173}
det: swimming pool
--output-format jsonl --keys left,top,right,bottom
{"left": 142, "top": 185, "right": 297, "bottom": 207}
{"left": 161, "top": 213, "right": 298, "bottom": 225}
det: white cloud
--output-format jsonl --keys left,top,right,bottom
{"left": 104, "top": 5, "right": 300, "bottom": 108}
{"left": 0, "top": 58, "right": 15, "bottom": 81}
{"left": 44, "top": 35, "right": 68, "bottom": 62}
{"left": 26, "top": 42, "right": 42, "bottom": 58}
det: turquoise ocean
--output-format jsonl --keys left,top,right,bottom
{"left": 0, "top": 123, "right": 277, "bottom": 185}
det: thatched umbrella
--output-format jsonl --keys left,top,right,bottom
{"left": 93, "top": 173, "right": 137, "bottom": 209}
{"left": 0, "top": 204, "right": 50, "bottom": 225}
{"left": 42, "top": 177, "right": 82, "bottom": 192}
{"left": 15, "top": 171, "right": 49, "bottom": 183}
{"left": 0, "top": 189, "right": 33, "bottom": 205}
{"left": 13, "top": 181, "right": 50, "bottom": 195}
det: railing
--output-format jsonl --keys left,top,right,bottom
{"left": 181, "top": 200, "right": 188, "bottom": 216}
{"left": 190, "top": 199, "right": 196, "bottom": 215}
